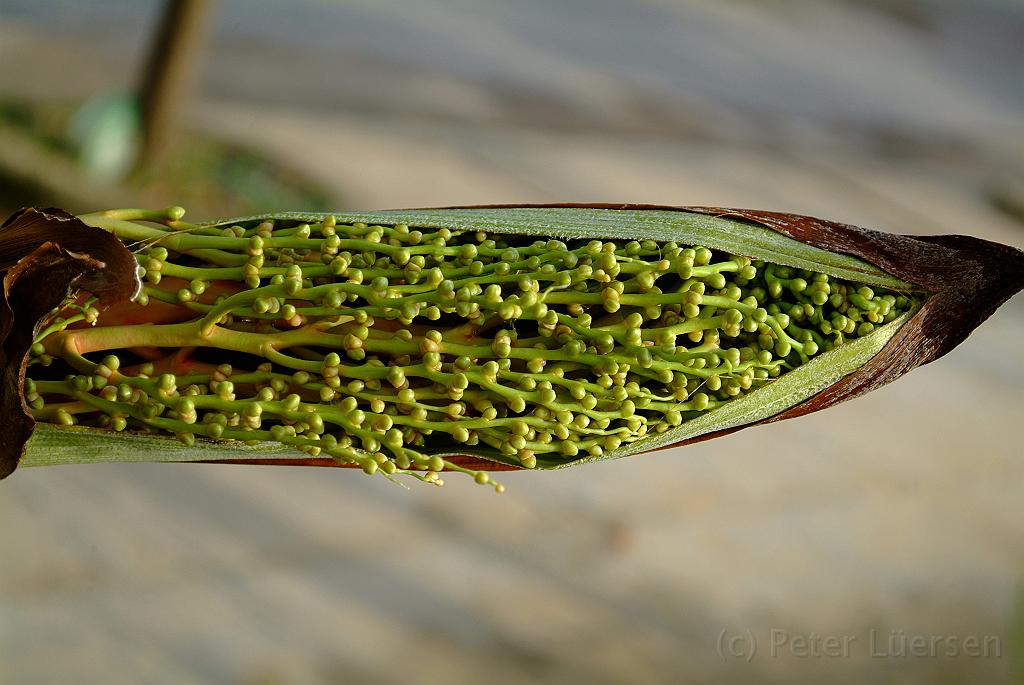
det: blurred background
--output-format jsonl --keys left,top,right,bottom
{"left": 1, "top": 0, "right": 1023, "bottom": 683}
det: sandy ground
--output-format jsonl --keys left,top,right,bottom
{"left": 1, "top": 1, "right": 1023, "bottom": 683}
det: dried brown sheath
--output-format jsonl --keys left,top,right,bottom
{"left": 0, "top": 208, "right": 140, "bottom": 478}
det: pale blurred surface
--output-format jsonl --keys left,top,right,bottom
{"left": 1, "top": 1, "right": 1023, "bottom": 683}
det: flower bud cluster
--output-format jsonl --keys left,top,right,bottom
{"left": 27, "top": 214, "right": 916, "bottom": 488}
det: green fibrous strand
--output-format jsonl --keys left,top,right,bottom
{"left": 23, "top": 207, "right": 922, "bottom": 489}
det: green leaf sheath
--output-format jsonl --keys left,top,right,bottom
{"left": 23, "top": 207, "right": 921, "bottom": 488}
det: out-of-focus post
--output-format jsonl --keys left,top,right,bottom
{"left": 138, "top": 0, "right": 213, "bottom": 171}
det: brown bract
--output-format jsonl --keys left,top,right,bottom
{"left": 0, "top": 208, "right": 141, "bottom": 479}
